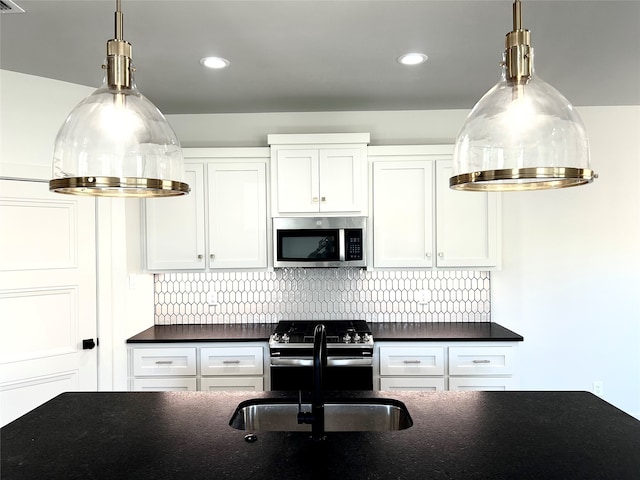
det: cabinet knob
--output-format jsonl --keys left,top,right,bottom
{"left": 197, "top": 254, "right": 203, "bottom": 259}
{"left": 438, "top": 252, "right": 444, "bottom": 258}
{"left": 321, "top": 196, "right": 326, "bottom": 202}
{"left": 426, "top": 253, "right": 432, "bottom": 258}
{"left": 210, "top": 254, "right": 215, "bottom": 261}
{"left": 312, "top": 197, "right": 319, "bottom": 203}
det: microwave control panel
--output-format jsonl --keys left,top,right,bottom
{"left": 345, "top": 229, "right": 364, "bottom": 261}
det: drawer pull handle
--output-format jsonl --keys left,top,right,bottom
{"left": 155, "top": 361, "right": 173, "bottom": 365}
{"left": 403, "top": 360, "right": 422, "bottom": 364}
{"left": 472, "top": 359, "right": 491, "bottom": 364}
{"left": 223, "top": 360, "right": 241, "bottom": 364}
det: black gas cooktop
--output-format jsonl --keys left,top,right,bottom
{"left": 271, "top": 320, "right": 372, "bottom": 344}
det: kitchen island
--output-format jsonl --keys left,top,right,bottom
{"left": 2, "top": 391, "right": 638, "bottom": 479}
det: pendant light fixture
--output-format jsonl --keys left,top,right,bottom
{"left": 49, "top": 0, "right": 189, "bottom": 197}
{"left": 451, "top": 0, "right": 596, "bottom": 191}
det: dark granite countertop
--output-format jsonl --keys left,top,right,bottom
{"left": 127, "top": 322, "right": 522, "bottom": 343}
{"left": 2, "top": 391, "right": 638, "bottom": 479}
{"left": 126, "top": 323, "right": 276, "bottom": 343}
{"left": 370, "top": 322, "right": 523, "bottom": 342}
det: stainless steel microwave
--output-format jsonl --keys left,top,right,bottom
{"left": 273, "top": 217, "right": 367, "bottom": 268}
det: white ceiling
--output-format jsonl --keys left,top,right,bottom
{"left": 2, "top": 0, "right": 639, "bottom": 114}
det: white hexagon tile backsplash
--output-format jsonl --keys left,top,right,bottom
{"left": 154, "top": 269, "right": 491, "bottom": 325}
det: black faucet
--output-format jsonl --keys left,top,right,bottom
{"left": 297, "top": 323, "right": 327, "bottom": 440}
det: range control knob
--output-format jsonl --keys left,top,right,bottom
{"left": 281, "top": 333, "right": 290, "bottom": 343}
{"left": 353, "top": 333, "right": 361, "bottom": 343}
{"left": 343, "top": 333, "right": 351, "bottom": 343}
{"left": 362, "top": 333, "right": 372, "bottom": 343}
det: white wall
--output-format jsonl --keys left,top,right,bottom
{"left": 492, "top": 106, "right": 640, "bottom": 418}
{"left": 0, "top": 70, "right": 93, "bottom": 179}
{"left": 0, "top": 70, "right": 155, "bottom": 391}
{"left": 168, "top": 106, "right": 640, "bottom": 418}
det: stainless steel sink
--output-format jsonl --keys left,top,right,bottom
{"left": 229, "top": 398, "right": 413, "bottom": 432}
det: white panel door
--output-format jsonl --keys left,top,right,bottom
{"left": 435, "top": 161, "right": 498, "bottom": 267}
{"left": 145, "top": 163, "right": 206, "bottom": 270}
{"left": 273, "top": 149, "right": 319, "bottom": 214}
{"left": 373, "top": 160, "right": 434, "bottom": 268}
{"left": 0, "top": 179, "right": 97, "bottom": 426}
{"left": 208, "top": 163, "right": 267, "bottom": 268}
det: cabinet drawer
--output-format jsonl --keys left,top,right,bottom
{"left": 380, "top": 377, "right": 445, "bottom": 391}
{"left": 132, "top": 348, "right": 197, "bottom": 376}
{"left": 379, "top": 346, "right": 444, "bottom": 376}
{"left": 448, "top": 377, "right": 515, "bottom": 391}
{"left": 200, "top": 346, "right": 264, "bottom": 376}
{"left": 132, "top": 378, "right": 197, "bottom": 391}
{"left": 448, "top": 346, "right": 514, "bottom": 376}
{"left": 200, "top": 377, "right": 264, "bottom": 392}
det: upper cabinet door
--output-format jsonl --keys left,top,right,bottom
{"left": 435, "top": 160, "right": 499, "bottom": 268}
{"left": 318, "top": 148, "right": 364, "bottom": 213}
{"left": 273, "top": 149, "right": 319, "bottom": 214}
{"left": 145, "top": 163, "right": 206, "bottom": 271}
{"left": 207, "top": 163, "right": 268, "bottom": 269}
{"left": 269, "top": 135, "right": 369, "bottom": 217}
{"left": 373, "top": 160, "right": 434, "bottom": 268}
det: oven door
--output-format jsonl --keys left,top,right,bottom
{"left": 270, "top": 365, "right": 373, "bottom": 391}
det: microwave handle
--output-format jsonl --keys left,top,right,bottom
{"left": 339, "top": 229, "right": 346, "bottom": 262}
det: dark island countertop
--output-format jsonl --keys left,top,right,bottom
{"left": 126, "top": 322, "right": 523, "bottom": 343}
{"left": 2, "top": 391, "right": 638, "bottom": 479}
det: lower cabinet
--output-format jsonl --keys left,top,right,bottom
{"left": 128, "top": 342, "right": 269, "bottom": 392}
{"left": 376, "top": 342, "right": 517, "bottom": 391}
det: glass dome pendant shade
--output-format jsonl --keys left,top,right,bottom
{"left": 49, "top": 0, "right": 189, "bottom": 197}
{"left": 451, "top": 0, "right": 597, "bottom": 191}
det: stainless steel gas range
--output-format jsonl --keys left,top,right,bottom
{"left": 269, "top": 320, "right": 374, "bottom": 391}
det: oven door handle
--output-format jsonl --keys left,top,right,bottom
{"left": 270, "top": 357, "right": 373, "bottom": 367}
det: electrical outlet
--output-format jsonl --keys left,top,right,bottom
{"left": 207, "top": 291, "right": 219, "bottom": 306}
{"left": 417, "top": 290, "right": 430, "bottom": 305}
{"left": 593, "top": 381, "right": 604, "bottom": 397}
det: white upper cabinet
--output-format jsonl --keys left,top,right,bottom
{"left": 373, "top": 160, "right": 434, "bottom": 268}
{"left": 207, "top": 162, "right": 267, "bottom": 269}
{"left": 435, "top": 161, "right": 499, "bottom": 268}
{"left": 370, "top": 145, "right": 501, "bottom": 269}
{"left": 144, "top": 148, "right": 269, "bottom": 271}
{"left": 269, "top": 133, "right": 369, "bottom": 216}
{"left": 146, "top": 163, "right": 206, "bottom": 270}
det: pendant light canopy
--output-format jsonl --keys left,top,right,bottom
{"left": 50, "top": 0, "right": 189, "bottom": 197}
{"left": 451, "top": 0, "right": 596, "bottom": 191}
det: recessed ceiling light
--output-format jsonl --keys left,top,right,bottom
{"left": 200, "top": 56, "right": 230, "bottom": 69}
{"left": 397, "top": 53, "right": 428, "bottom": 66}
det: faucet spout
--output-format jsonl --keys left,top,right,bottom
{"left": 312, "top": 323, "right": 327, "bottom": 440}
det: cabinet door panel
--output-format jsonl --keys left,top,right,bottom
{"left": 380, "top": 377, "right": 445, "bottom": 391}
{"left": 208, "top": 163, "right": 267, "bottom": 268}
{"left": 132, "top": 348, "right": 197, "bottom": 376}
{"left": 200, "top": 346, "right": 264, "bottom": 376}
{"left": 435, "top": 161, "right": 498, "bottom": 267}
{"left": 145, "top": 164, "right": 206, "bottom": 270}
{"left": 449, "top": 377, "right": 514, "bottom": 391}
{"left": 132, "top": 378, "right": 197, "bottom": 391}
{"left": 379, "top": 346, "right": 444, "bottom": 376}
{"left": 373, "top": 161, "right": 433, "bottom": 268}
{"left": 319, "top": 148, "right": 363, "bottom": 212}
{"left": 274, "top": 149, "right": 319, "bottom": 213}
{"left": 200, "top": 377, "right": 264, "bottom": 392}
{"left": 448, "top": 346, "right": 514, "bottom": 376}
